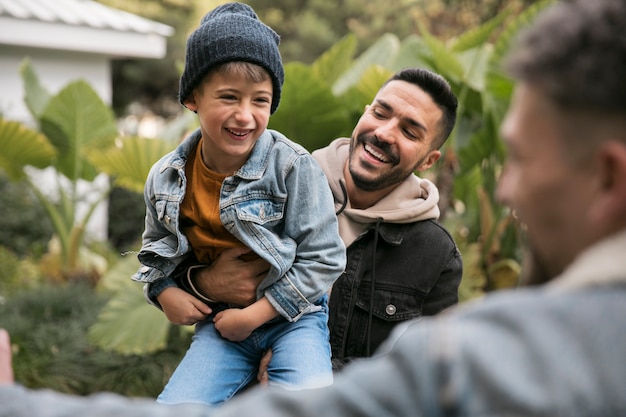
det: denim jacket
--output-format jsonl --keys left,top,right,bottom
{"left": 132, "top": 128, "right": 346, "bottom": 322}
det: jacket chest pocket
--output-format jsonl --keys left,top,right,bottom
{"left": 355, "top": 285, "right": 426, "bottom": 322}
{"left": 232, "top": 197, "right": 285, "bottom": 225}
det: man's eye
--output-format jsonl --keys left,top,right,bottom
{"left": 372, "top": 109, "right": 386, "bottom": 118}
{"left": 403, "top": 129, "right": 417, "bottom": 139}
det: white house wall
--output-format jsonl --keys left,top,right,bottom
{"left": 0, "top": 45, "right": 110, "bottom": 124}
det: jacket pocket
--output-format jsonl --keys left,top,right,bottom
{"left": 234, "top": 198, "right": 285, "bottom": 225}
{"left": 355, "top": 284, "right": 426, "bottom": 322}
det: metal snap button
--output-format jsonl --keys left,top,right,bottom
{"left": 385, "top": 304, "right": 397, "bottom": 315}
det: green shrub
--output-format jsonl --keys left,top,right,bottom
{"left": 0, "top": 281, "right": 188, "bottom": 397}
{"left": 0, "top": 247, "right": 41, "bottom": 299}
{"left": 0, "top": 172, "right": 53, "bottom": 258}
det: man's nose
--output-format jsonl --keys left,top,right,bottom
{"left": 373, "top": 119, "right": 398, "bottom": 144}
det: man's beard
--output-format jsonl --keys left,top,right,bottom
{"left": 349, "top": 133, "right": 422, "bottom": 192}
{"left": 519, "top": 245, "right": 557, "bottom": 286}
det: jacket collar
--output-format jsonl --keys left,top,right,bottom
{"left": 160, "top": 127, "right": 273, "bottom": 179}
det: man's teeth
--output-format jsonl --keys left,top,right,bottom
{"left": 365, "top": 144, "right": 389, "bottom": 162}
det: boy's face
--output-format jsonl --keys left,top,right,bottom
{"left": 184, "top": 69, "right": 273, "bottom": 174}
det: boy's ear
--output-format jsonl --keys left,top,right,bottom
{"left": 183, "top": 92, "right": 198, "bottom": 112}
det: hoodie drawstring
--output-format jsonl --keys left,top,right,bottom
{"left": 336, "top": 180, "right": 348, "bottom": 216}
{"left": 366, "top": 217, "right": 383, "bottom": 357}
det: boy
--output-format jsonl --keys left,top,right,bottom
{"left": 132, "top": 2, "right": 345, "bottom": 406}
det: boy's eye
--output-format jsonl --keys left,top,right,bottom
{"left": 221, "top": 94, "right": 237, "bottom": 100}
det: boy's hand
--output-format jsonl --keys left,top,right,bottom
{"left": 213, "top": 308, "right": 256, "bottom": 341}
{"left": 157, "top": 287, "right": 212, "bottom": 325}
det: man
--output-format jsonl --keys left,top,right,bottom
{"left": 2, "top": 0, "right": 626, "bottom": 415}
{"left": 176, "top": 66, "right": 463, "bottom": 371}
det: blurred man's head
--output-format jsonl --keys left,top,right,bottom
{"left": 497, "top": 0, "right": 626, "bottom": 284}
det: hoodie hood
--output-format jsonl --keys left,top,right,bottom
{"left": 313, "top": 138, "right": 440, "bottom": 246}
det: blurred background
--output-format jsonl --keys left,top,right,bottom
{"left": 0, "top": 0, "right": 547, "bottom": 398}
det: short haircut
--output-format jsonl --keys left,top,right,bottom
{"left": 209, "top": 61, "right": 270, "bottom": 85}
{"left": 386, "top": 68, "right": 458, "bottom": 150}
{"left": 505, "top": 0, "right": 626, "bottom": 116}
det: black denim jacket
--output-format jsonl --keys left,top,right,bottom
{"left": 329, "top": 219, "right": 462, "bottom": 370}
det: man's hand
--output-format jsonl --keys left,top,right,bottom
{"left": 157, "top": 287, "right": 212, "bottom": 325}
{"left": 193, "top": 247, "right": 269, "bottom": 306}
{"left": 257, "top": 348, "right": 272, "bottom": 385}
{"left": 0, "top": 329, "right": 14, "bottom": 385}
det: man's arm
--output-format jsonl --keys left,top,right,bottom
{"left": 189, "top": 247, "right": 269, "bottom": 307}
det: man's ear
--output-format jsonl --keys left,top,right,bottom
{"left": 589, "top": 141, "right": 626, "bottom": 224}
{"left": 416, "top": 150, "right": 441, "bottom": 171}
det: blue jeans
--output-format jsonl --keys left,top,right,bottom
{"left": 157, "top": 296, "right": 333, "bottom": 406}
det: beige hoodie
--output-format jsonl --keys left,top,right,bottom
{"left": 312, "top": 138, "right": 440, "bottom": 247}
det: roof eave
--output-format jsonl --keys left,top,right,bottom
{"left": 0, "top": 17, "right": 171, "bottom": 59}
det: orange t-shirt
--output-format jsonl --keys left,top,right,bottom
{"left": 180, "top": 140, "right": 258, "bottom": 264}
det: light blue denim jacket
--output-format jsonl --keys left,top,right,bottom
{"left": 131, "top": 128, "right": 346, "bottom": 322}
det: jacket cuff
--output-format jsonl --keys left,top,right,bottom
{"left": 146, "top": 276, "right": 178, "bottom": 308}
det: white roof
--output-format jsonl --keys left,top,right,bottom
{"left": 0, "top": 0, "right": 174, "bottom": 58}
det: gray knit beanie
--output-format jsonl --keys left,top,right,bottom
{"left": 179, "top": 2, "right": 284, "bottom": 114}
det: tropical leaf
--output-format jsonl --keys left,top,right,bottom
{"left": 88, "top": 136, "right": 176, "bottom": 194}
{"left": 270, "top": 62, "right": 352, "bottom": 151}
{"left": 490, "top": 0, "right": 556, "bottom": 68}
{"left": 40, "top": 80, "right": 118, "bottom": 182}
{"left": 456, "top": 45, "right": 493, "bottom": 92}
{"left": 89, "top": 255, "right": 171, "bottom": 355}
{"left": 332, "top": 33, "right": 401, "bottom": 95}
{"left": 449, "top": 9, "right": 510, "bottom": 53}
{"left": 88, "top": 286, "right": 170, "bottom": 355}
{"left": 0, "top": 118, "right": 56, "bottom": 180}
{"left": 311, "top": 33, "right": 358, "bottom": 88}
{"left": 19, "top": 59, "right": 51, "bottom": 121}
{"left": 417, "top": 22, "right": 465, "bottom": 82}
{"left": 391, "top": 34, "right": 430, "bottom": 71}
{"left": 339, "top": 65, "right": 393, "bottom": 117}
{"left": 458, "top": 125, "right": 498, "bottom": 175}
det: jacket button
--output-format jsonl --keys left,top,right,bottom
{"left": 385, "top": 304, "right": 397, "bottom": 315}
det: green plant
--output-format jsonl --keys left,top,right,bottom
{"left": 0, "top": 171, "right": 53, "bottom": 258}
{"left": 0, "top": 59, "right": 117, "bottom": 281}
{"left": 0, "top": 281, "right": 188, "bottom": 397}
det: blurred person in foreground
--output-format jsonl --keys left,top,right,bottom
{"left": 2, "top": 0, "right": 626, "bottom": 415}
